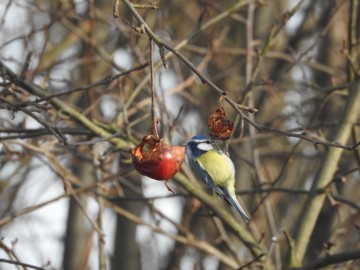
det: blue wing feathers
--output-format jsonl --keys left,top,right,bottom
{"left": 191, "top": 159, "right": 250, "bottom": 222}
{"left": 221, "top": 188, "right": 250, "bottom": 223}
{"left": 192, "top": 159, "right": 227, "bottom": 198}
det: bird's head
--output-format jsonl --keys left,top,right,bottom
{"left": 185, "top": 135, "right": 214, "bottom": 158}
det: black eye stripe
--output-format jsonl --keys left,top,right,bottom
{"left": 198, "top": 140, "right": 212, "bottom": 144}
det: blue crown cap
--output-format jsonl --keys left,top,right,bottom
{"left": 190, "top": 135, "right": 208, "bottom": 141}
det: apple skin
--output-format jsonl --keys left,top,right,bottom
{"left": 132, "top": 141, "right": 185, "bottom": 180}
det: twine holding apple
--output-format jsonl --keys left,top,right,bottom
{"left": 131, "top": 40, "right": 185, "bottom": 193}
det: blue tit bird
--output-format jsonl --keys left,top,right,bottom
{"left": 185, "top": 135, "right": 250, "bottom": 222}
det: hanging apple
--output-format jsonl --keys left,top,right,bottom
{"left": 131, "top": 135, "right": 185, "bottom": 192}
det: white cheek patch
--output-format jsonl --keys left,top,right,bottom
{"left": 197, "top": 142, "right": 214, "bottom": 151}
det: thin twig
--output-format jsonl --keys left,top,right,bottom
{"left": 106, "top": 199, "right": 240, "bottom": 269}
{"left": 26, "top": 63, "right": 147, "bottom": 104}
{"left": 0, "top": 259, "right": 48, "bottom": 270}
{"left": 133, "top": 3, "right": 159, "bottom": 9}
{"left": 93, "top": 145, "right": 106, "bottom": 270}
{"left": 292, "top": 81, "right": 360, "bottom": 262}
{"left": 119, "top": 0, "right": 359, "bottom": 151}
{"left": 150, "top": 39, "right": 159, "bottom": 139}
{"left": 0, "top": 97, "right": 65, "bottom": 143}
{"left": 0, "top": 60, "right": 132, "bottom": 150}
{"left": 0, "top": 187, "right": 84, "bottom": 227}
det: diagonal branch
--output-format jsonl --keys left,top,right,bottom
{"left": 106, "top": 199, "right": 242, "bottom": 269}
{"left": 175, "top": 171, "right": 264, "bottom": 258}
{"left": 296, "top": 249, "right": 360, "bottom": 270}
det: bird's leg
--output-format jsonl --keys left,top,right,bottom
{"left": 164, "top": 180, "right": 175, "bottom": 193}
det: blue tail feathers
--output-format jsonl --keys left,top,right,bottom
{"left": 222, "top": 188, "right": 250, "bottom": 223}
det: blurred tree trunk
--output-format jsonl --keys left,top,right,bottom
{"left": 111, "top": 183, "right": 143, "bottom": 270}
{"left": 63, "top": 161, "right": 94, "bottom": 270}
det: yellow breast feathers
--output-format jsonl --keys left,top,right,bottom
{"left": 196, "top": 150, "right": 235, "bottom": 187}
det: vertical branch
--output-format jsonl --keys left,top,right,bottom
{"left": 289, "top": 2, "right": 360, "bottom": 266}
{"left": 291, "top": 81, "right": 360, "bottom": 265}
{"left": 86, "top": 0, "right": 95, "bottom": 119}
{"left": 113, "top": 0, "right": 120, "bottom": 18}
{"left": 150, "top": 39, "right": 160, "bottom": 139}
{"left": 245, "top": 3, "right": 279, "bottom": 268}
{"left": 97, "top": 195, "right": 106, "bottom": 269}
{"left": 93, "top": 145, "right": 106, "bottom": 270}
{"left": 348, "top": 0, "right": 360, "bottom": 81}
